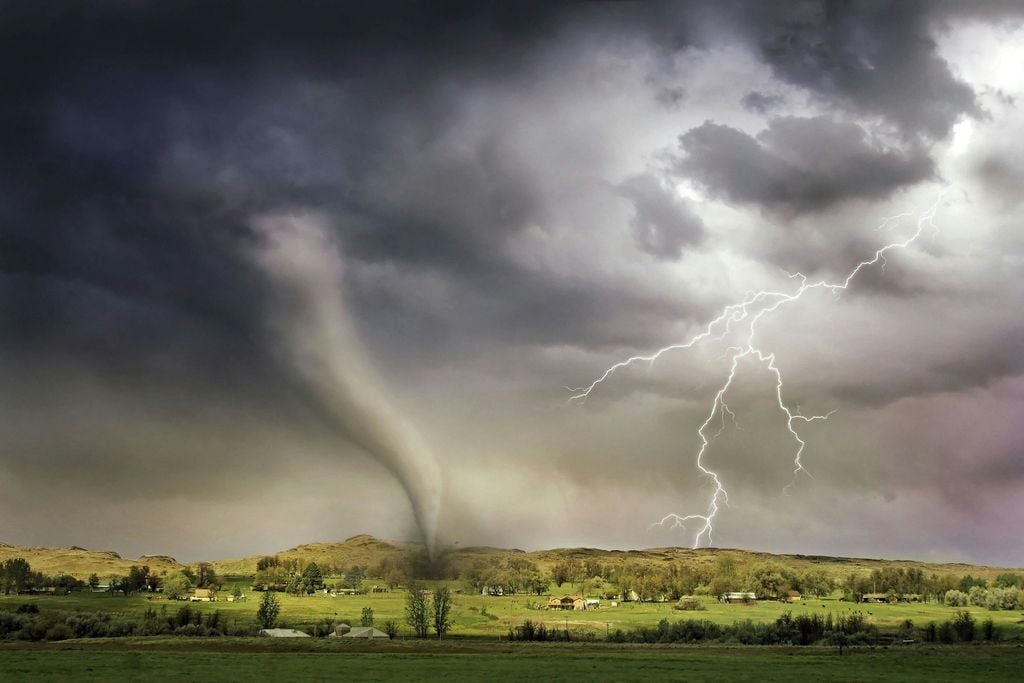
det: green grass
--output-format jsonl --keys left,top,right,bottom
{"left": 4, "top": 588, "right": 1023, "bottom": 639}
{"left": 1, "top": 639, "right": 1023, "bottom": 682}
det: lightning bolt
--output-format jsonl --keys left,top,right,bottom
{"left": 569, "top": 196, "right": 942, "bottom": 548}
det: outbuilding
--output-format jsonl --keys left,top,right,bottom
{"left": 342, "top": 627, "right": 390, "bottom": 640}
{"left": 258, "top": 628, "right": 311, "bottom": 638}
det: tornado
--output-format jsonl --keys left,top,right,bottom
{"left": 250, "top": 214, "right": 442, "bottom": 558}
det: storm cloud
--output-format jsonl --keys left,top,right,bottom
{"left": 1, "top": 1, "right": 1022, "bottom": 565}
{"left": 676, "top": 117, "right": 935, "bottom": 215}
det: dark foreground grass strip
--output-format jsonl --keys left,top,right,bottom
{"left": 2, "top": 646, "right": 1024, "bottom": 682}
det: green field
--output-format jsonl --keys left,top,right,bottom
{"left": 1, "top": 639, "right": 1023, "bottom": 682}
{"left": 3, "top": 585, "right": 1024, "bottom": 639}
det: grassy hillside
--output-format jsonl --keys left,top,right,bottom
{"left": 3, "top": 534, "right": 1020, "bottom": 583}
{"left": 211, "top": 535, "right": 416, "bottom": 575}
{"left": 0, "top": 542, "right": 182, "bottom": 579}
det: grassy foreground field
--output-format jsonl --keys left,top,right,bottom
{"left": 1, "top": 639, "right": 1023, "bottom": 682}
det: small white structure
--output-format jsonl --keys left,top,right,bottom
{"left": 342, "top": 627, "right": 390, "bottom": 640}
{"left": 258, "top": 628, "right": 311, "bottom": 638}
{"left": 585, "top": 599, "right": 600, "bottom": 609}
{"left": 328, "top": 624, "right": 352, "bottom": 637}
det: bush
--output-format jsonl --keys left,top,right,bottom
{"left": 981, "top": 618, "right": 999, "bottom": 641}
{"left": 984, "top": 587, "right": 1023, "bottom": 611}
{"left": 674, "top": 597, "right": 705, "bottom": 611}
{"left": 944, "top": 590, "right": 969, "bottom": 607}
{"left": 953, "top": 610, "right": 975, "bottom": 642}
{"left": 44, "top": 623, "right": 73, "bottom": 641}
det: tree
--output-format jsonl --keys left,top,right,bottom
{"left": 746, "top": 562, "right": 789, "bottom": 600}
{"left": 257, "top": 590, "right": 280, "bottom": 629}
{"left": 405, "top": 584, "right": 430, "bottom": 638}
{"left": 194, "top": 563, "right": 219, "bottom": 589}
{"left": 344, "top": 565, "right": 366, "bottom": 590}
{"left": 88, "top": 574, "right": 100, "bottom": 590}
{"left": 551, "top": 560, "right": 572, "bottom": 588}
{"left": 383, "top": 619, "right": 399, "bottom": 639}
{"left": 163, "top": 571, "right": 194, "bottom": 600}
{"left": 995, "top": 573, "right": 1022, "bottom": 589}
{"left": 256, "top": 555, "right": 281, "bottom": 571}
{"left": 302, "top": 563, "right": 325, "bottom": 592}
{"left": 432, "top": 585, "right": 453, "bottom": 638}
{"left": 126, "top": 565, "right": 151, "bottom": 594}
{"left": 1, "top": 558, "right": 31, "bottom": 594}
{"left": 801, "top": 570, "right": 833, "bottom": 598}
{"left": 361, "top": 606, "right": 374, "bottom": 627}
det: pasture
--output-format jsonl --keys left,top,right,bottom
{"left": 3, "top": 582, "right": 1023, "bottom": 639}
{"left": 1, "top": 638, "right": 1023, "bottom": 682}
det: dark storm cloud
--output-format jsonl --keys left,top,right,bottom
{"left": 618, "top": 174, "right": 705, "bottom": 260}
{"left": 740, "top": 91, "right": 785, "bottom": 114}
{"left": 718, "top": 0, "right": 981, "bottom": 139}
{"left": 676, "top": 116, "right": 935, "bottom": 215}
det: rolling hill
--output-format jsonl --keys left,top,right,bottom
{"left": 2, "top": 535, "right": 1020, "bottom": 582}
{"left": 0, "top": 541, "right": 182, "bottom": 579}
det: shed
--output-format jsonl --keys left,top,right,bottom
{"left": 258, "top": 628, "right": 311, "bottom": 638}
{"left": 342, "top": 627, "right": 390, "bottom": 640}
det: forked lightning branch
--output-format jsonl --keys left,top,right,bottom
{"left": 569, "top": 198, "right": 942, "bottom": 548}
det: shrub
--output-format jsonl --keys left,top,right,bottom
{"left": 44, "top": 623, "right": 73, "bottom": 641}
{"left": 981, "top": 618, "right": 998, "bottom": 641}
{"left": 944, "top": 590, "right": 969, "bottom": 607}
{"left": 674, "top": 597, "right": 705, "bottom": 611}
{"left": 952, "top": 610, "right": 975, "bottom": 642}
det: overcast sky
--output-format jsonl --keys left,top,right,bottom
{"left": 1, "top": 1, "right": 1023, "bottom": 565}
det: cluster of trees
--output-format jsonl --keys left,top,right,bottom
{"left": 404, "top": 584, "right": 453, "bottom": 638}
{"left": 0, "top": 604, "right": 237, "bottom": 641}
{"left": 253, "top": 556, "right": 370, "bottom": 594}
{"left": 943, "top": 586, "right": 1024, "bottom": 610}
{"left": 842, "top": 569, "right": 1022, "bottom": 604}
{"left": 597, "top": 558, "right": 833, "bottom": 603}
{"left": 921, "top": 610, "right": 1002, "bottom": 643}
{"left": 603, "top": 610, "right": 999, "bottom": 647}
{"left": 1, "top": 558, "right": 85, "bottom": 595}
{"left": 549, "top": 558, "right": 607, "bottom": 588}
{"left": 464, "top": 558, "right": 547, "bottom": 595}
{"left": 158, "top": 563, "right": 220, "bottom": 600}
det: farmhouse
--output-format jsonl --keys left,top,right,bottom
{"left": 547, "top": 596, "right": 586, "bottom": 610}
{"left": 785, "top": 590, "right": 802, "bottom": 603}
{"left": 190, "top": 588, "right": 216, "bottom": 602}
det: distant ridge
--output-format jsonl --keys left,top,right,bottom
{"left": 0, "top": 543, "right": 181, "bottom": 578}
{"left": 1, "top": 535, "right": 1020, "bottom": 580}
